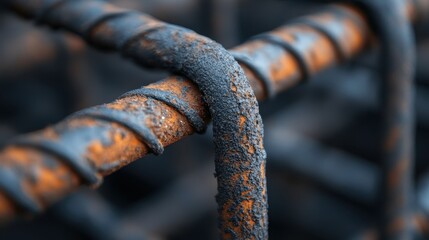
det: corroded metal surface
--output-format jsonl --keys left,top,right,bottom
{"left": 0, "top": 0, "right": 428, "bottom": 239}
{"left": 3, "top": 1, "right": 269, "bottom": 239}
{"left": 0, "top": 0, "right": 419, "bottom": 216}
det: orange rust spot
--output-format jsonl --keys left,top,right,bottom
{"left": 221, "top": 197, "right": 257, "bottom": 240}
{"left": 268, "top": 47, "right": 300, "bottom": 90}
{"left": 240, "top": 133, "right": 256, "bottom": 155}
{"left": 2, "top": 147, "right": 42, "bottom": 166}
{"left": 301, "top": 28, "right": 338, "bottom": 71}
{"left": 0, "top": 147, "right": 80, "bottom": 212}
{"left": 239, "top": 115, "right": 246, "bottom": 129}
{"left": 229, "top": 170, "right": 250, "bottom": 187}
{"left": 145, "top": 100, "right": 195, "bottom": 146}
{"left": 242, "top": 134, "right": 248, "bottom": 142}
{"left": 261, "top": 4, "right": 372, "bottom": 93}
{"left": 221, "top": 201, "right": 242, "bottom": 238}
{"left": 342, "top": 20, "right": 366, "bottom": 55}
{"left": 23, "top": 162, "right": 80, "bottom": 207}
{"left": 226, "top": 169, "right": 257, "bottom": 235}
{"left": 85, "top": 126, "right": 146, "bottom": 175}
{"left": 276, "top": 24, "right": 337, "bottom": 75}
{"left": 148, "top": 76, "right": 209, "bottom": 121}
{"left": 233, "top": 39, "right": 301, "bottom": 96}
{"left": 260, "top": 163, "right": 266, "bottom": 196}
{"left": 242, "top": 199, "right": 255, "bottom": 222}
{"left": 334, "top": 5, "right": 373, "bottom": 52}
{"left": 87, "top": 140, "right": 104, "bottom": 154}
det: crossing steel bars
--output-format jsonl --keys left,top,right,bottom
{"left": 0, "top": 0, "right": 428, "bottom": 236}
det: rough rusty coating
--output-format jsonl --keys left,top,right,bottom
{"left": 231, "top": 51, "right": 276, "bottom": 99}
{"left": 11, "top": 136, "right": 102, "bottom": 185}
{"left": 0, "top": 80, "right": 204, "bottom": 220}
{"left": 3, "top": 0, "right": 268, "bottom": 238}
{"left": 230, "top": 4, "right": 372, "bottom": 96}
{"left": 251, "top": 33, "right": 312, "bottom": 83}
{"left": 0, "top": 0, "right": 426, "bottom": 235}
{"left": 119, "top": 78, "right": 207, "bottom": 134}
{"left": 72, "top": 107, "right": 165, "bottom": 156}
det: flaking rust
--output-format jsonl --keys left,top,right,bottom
{"left": 0, "top": 0, "right": 427, "bottom": 239}
{"left": 3, "top": 0, "right": 269, "bottom": 238}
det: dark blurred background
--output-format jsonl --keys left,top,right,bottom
{"left": 1, "top": 0, "right": 429, "bottom": 239}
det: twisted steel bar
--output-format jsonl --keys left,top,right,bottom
{"left": 0, "top": 0, "right": 196, "bottom": 80}
{"left": 0, "top": 0, "right": 427, "bottom": 234}
{"left": 3, "top": 0, "right": 268, "bottom": 239}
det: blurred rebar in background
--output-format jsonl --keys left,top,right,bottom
{"left": 1, "top": 0, "right": 429, "bottom": 239}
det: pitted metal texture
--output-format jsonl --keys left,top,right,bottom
{"left": 3, "top": 0, "right": 269, "bottom": 238}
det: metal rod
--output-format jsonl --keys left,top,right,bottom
{"left": 3, "top": 1, "right": 269, "bottom": 239}
{"left": 0, "top": 0, "right": 426, "bottom": 226}
{"left": 356, "top": 1, "right": 417, "bottom": 238}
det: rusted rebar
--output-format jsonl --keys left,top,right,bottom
{"left": 3, "top": 0, "right": 269, "bottom": 239}
{"left": 0, "top": 0, "right": 427, "bottom": 234}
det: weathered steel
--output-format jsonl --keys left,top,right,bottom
{"left": 0, "top": 1, "right": 427, "bottom": 237}
{"left": 3, "top": 1, "right": 269, "bottom": 239}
